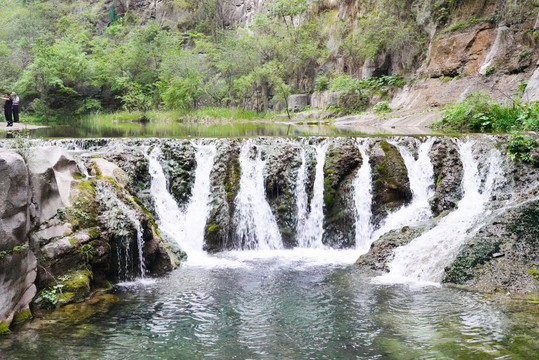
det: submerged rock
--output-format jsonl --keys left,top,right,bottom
{"left": 357, "top": 221, "right": 435, "bottom": 271}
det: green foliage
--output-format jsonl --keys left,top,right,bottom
{"left": 329, "top": 74, "right": 362, "bottom": 93}
{"left": 507, "top": 135, "right": 538, "bottom": 163}
{"left": 484, "top": 66, "right": 495, "bottom": 76}
{"left": 374, "top": 101, "right": 392, "bottom": 114}
{"left": 314, "top": 75, "right": 329, "bottom": 92}
{"left": 434, "top": 91, "right": 539, "bottom": 133}
{"left": 40, "top": 284, "right": 65, "bottom": 309}
{"left": 341, "top": 1, "right": 426, "bottom": 69}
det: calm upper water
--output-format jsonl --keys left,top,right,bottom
{"left": 8, "top": 122, "right": 367, "bottom": 139}
{"left": 1, "top": 250, "right": 537, "bottom": 360}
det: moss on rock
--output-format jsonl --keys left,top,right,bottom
{"left": 370, "top": 141, "right": 412, "bottom": 227}
{"left": 12, "top": 308, "right": 32, "bottom": 325}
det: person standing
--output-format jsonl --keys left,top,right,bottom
{"left": 11, "top": 92, "right": 19, "bottom": 123}
{"left": 1, "top": 93, "right": 13, "bottom": 127}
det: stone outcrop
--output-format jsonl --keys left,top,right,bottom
{"left": 288, "top": 94, "right": 309, "bottom": 112}
{"left": 369, "top": 141, "right": 412, "bottom": 227}
{"left": 523, "top": 65, "right": 539, "bottom": 102}
{"left": 264, "top": 143, "right": 302, "bottom": 247}
{"left": 428, "top": 138, "right": 464, "bottom": 216}
{"left": 204, "top": 140, "right": 242, "bottom": 251}
{"left": 356, "top": 222, "right": 435, "bottom": 271}
{"left": 322, "top": 140, "right": 362, "bottom": 248}
{"left": 0, "top": 151, "right": 35, "bottom": 334}
{"left": 444, "top": 200, "right": 539, "bottom": 295}
{"left": 160, "top": 141, "right": 197, "bottom": 207}
{"left": 0, "top": 146, "right": 179, "bottom": 333}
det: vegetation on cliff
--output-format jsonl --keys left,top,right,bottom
{"left": 1, "top": 0, "right": 535, "bottom": 123}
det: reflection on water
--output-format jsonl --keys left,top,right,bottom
{"left": 1, "top": 253, "right": 537, "bottom": 359}
{"left": 22, "top": 121, "right": 368, "bottom": 139}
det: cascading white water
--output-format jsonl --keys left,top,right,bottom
{"left": 377, "top": 140, "right": 502, "bottom": 285}
{"left": 371, "top": 138, "right": 435, "bottom": 241}
{"left": 353, "top": 140, "right": 374, "bottom": 253}
{"left": 234, "top": 141, "right": 283, "bottom": 250}
{"left": 112, "top": 200, "right": 146, "bottom": 279}
{"left": 148, "top": 142, "right": 217, "bottom": 258}
{"left": 296, "top": 141, "right": 329, "bottom": 248}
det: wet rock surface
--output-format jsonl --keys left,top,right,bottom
{"left": 357, "top": 221, "right": 436, "bottom": 272}
{"left": 204, "top": 140, "right": 242, "bottom": 252}
{"left": 444, "top": 200, "right": 539, "bottom": 295}
{"left": 428, "top": 138, "right": 464, "bottom": 216}
{"left": 264, "top": 143, "right": 302, "bottom": 248}
{"left": 369, "top": 140, "right": 412, "bottom": 227}
{"left": 323, "top": 140, "right": 362, "bottom": 248}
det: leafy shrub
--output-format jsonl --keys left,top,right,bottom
{"left": 373, "top": 101, "right": 391, "bottom": 113}
{"left": 329, "top": 74, "right": 362, "bottom": 93}
{"left": 314, "top": 75, "right": 329, "bottom": 92}
{"left": 507, "top": 135, "right": 538, "bottom": 163}
{"left": 433, "top": 91, "right": 539, "bottom": 132}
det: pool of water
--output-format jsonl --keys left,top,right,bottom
{"left": 15, "top": 121, "right": 370, "bottom": 139}
{"left": 1, "top": 250, "right": 537, "bottom": 359}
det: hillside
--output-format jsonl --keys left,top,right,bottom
{"left": 0, "top": 0, "right": 537, "bottom": 125}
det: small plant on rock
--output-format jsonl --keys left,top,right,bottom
{"left": 373, "top": 101, "right": 391, "bottom": 114}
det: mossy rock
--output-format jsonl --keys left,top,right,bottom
{"left": 370, "top": 140, "right": 412, "bottom": 226}
{"left": 0, "top": 321, "right": 10, "bottom": 335}
{"left": 12, "top": 308, "right": 32, "bottom": 325}
{"left": 323, "top": 141, "right": 363, "bottom": 248}
{"left": 61, "top": 269, "right": 93, "bottom": 299}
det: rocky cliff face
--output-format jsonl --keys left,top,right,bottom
{"left": 0, "top": 145, "right": 179, "bottom": 334}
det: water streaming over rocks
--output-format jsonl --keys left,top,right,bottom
{"left": 149, "top": 142, "right": 218, "bottom": 263}
{"left": 234, "top": 140, "right": 284, "bottom": 250}
{"left": 38, "top": 135, "right": 532, "bottom": 288}
{"left": 296, "top": 141, "right": 329, "bottom": 248}
{"left": 377, "top": 140, "right": 503, "bottom": 285}
{"left": 353, "top": 140, "right": 374, "bottom": 252}
{"left": 371, "top": 138, "right": 435, "bottom": 241}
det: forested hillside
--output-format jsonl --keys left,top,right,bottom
{"left": 1, "top": 0, "right": 537, "bottom": 122}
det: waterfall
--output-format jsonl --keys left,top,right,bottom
{"left": 148, "top": 142, "right": 217, "bottom": 258}
{"left": 234, "top": 140, "right": 283, "bottom": 250}
{"left": 371, "top": 138, "right": 435, "bottom": 241}
{"left": 378, "top": 140, "right": 502, "bottom": 285}
{"left": 353, "top": 140, "right": 374, "bottom": 253}
{"left": 296, "top": 141, "right": 329, "bottom": 248}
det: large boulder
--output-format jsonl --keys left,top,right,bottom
{"left": 160, "top": 141, "right": 196, "bottom": 208}
{"left": 0, "top": 150, "right": 35, "bottom": 333}
{"left": 288, "top": 94, "right": 309, "bottom": 112}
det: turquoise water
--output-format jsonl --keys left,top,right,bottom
{"left": 1, "top": 252, "right": 537, "bottom": 359}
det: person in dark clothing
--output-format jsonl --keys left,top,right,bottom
{"left": 11, "top": 92, "right": 19, "bottom": 123}
{"left": 1, "top": 93, "right": 13, "bottom": 127}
